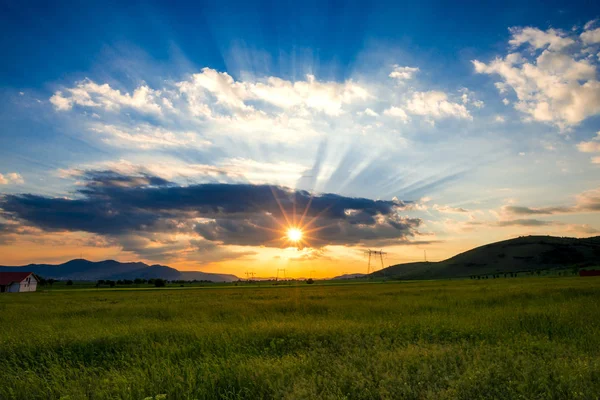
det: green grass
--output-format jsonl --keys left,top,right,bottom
{"left": 1, "top": 277, "right": 599, "bottom": 399}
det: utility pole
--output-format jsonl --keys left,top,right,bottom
{"left": 276, "top": 268, "right": 286, "bottom": 281}
{"left": 364, "top": 249, "right": 387, "bottom": 273}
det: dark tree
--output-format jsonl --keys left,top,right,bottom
{"left": 66, "top": 280, "right": 73, "bottom": 286}
{"left": 306, "top": 278, "right": 314, "bottom": 284}
{"left": 154, "top": 279, "right": 166, "bottom": 287}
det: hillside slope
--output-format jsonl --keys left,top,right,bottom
{"left": 0, "top": 259, "right": 239, "bottom": 282}
{"left": 371, "top": 235, "right": 600, "bottom": 280}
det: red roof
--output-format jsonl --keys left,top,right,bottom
{"left": 0, "top": 272, "right": 35, "bottom": 285}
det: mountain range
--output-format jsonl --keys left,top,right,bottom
{"left": 0, "top": 259, "right": 239, "bottom": 282}
{"left": 3, "top": 235, "right": 599, "bottom": 283}
{"left": 369, "top": 235, "right": 600, "bottom": 280}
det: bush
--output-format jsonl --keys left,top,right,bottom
{"left": 154, "top": 279, "right": 166, "bottom": 288}
{"left": 306, "top": 278, "right": 314, "bottom": 284}
{"left": 66, "top": 280, "right": 73, "bottom": 286}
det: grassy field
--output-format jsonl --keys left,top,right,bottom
{"left": 1, "top": 278, "right": 599, "bottom": 399}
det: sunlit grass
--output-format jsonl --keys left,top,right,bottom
{"left": 0, "top": 277, "right": 599, "bottom": 399}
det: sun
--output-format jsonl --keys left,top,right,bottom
{"left": 287, "top": 228, "right": 303, "bottom": 242}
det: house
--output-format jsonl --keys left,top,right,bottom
{"left": 0, "top": 272, "right": 39, "bottom": 293}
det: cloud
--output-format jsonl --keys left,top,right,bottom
{"left": 432, "top": 204, "right": 469, "bottom": 213}
{"left": 405, "top": 91, "right": 472, "bottom": 120}
{"left": 502, "top": 205, "right": 571, "bottom": 215}
{"left": 52, "top": 69, "right": 372, "bottom": 118}
{"left": 288, "top": 247, "right": 331, "bottom": 262}
{"left": 496, "top": 218, "right": 554, "bottom": 227}
{"left": 383, "top": 106, "right": 409, "bottom": 121}
{"left": 508, "top": 27, "right": 575, "bottom": 51}
{"left": 362, "top": 108, "right": 379, "bottom": 117}
{"left": 473, "top": 25, "right": 600, "bottom": 129}
{"left": 58, "top": 157, "right": 310, "bottom": 187}
{"left": 0, "top": 173, "right": 24, "bottom": 185}
{"left": 581, "top": 28, "right": 600, "bottom": 45}
{"left": 459, "top": 88, "right": 484, "bottom": 108}
{"left": 389, "top": 65, "right": 419, "bottom": 82}
{"left": 49, "top": 64, "right": 483, "bottom": 150}
{"left": 50, "top": 79, "right": 162, "bottom": 114}
{"left": 502, "top": 187, "right": 600, "bottom": 215}
{"left": 0, "top": 170, "right": 422, "bottom": 255}
{"left": 577, "top": 131, "right": 600, "bottom": 159}
{"left": 89, "top": 124, "right": 210, "bottom": 149}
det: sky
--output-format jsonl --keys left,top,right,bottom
{"left": 1, "top": 0, "right": 600, "bottom": 278}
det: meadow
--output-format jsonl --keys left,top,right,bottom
{"left": 1, "top": 277, "right": 599, "bottom": 399}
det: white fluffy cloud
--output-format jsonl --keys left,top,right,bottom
{"left": 405, "top": 91, "right": 472, "bottom": 120}
{"left": 473, "top": 25, "right": 600, "bottom": 129}
{"left": 577, "top": 131, "right": 600, "bottom": 161}
{"left": 59, "top": 157, "right": 308, "bottom": 187}
{"left": 389, "top": 65, "right": 419, "bottom": 82}
{"left": 508, "top": 27, "right": 575, "bottom": 51}
{"left": 50, "top": 79, "right": 162, "bottom": 114}
{"left": 581, "top": 28, "right": 600, "bottom": 45}
{"left": 52, "top": 69, "right": 371, "bottom": 117}
{"left": 0, "top": 173, "right": 24, "bottom": 185}
{"left": 49, "top": 65, "right": 483, "bottom": 149}
{"left": 383, "top": 106, "right": 410, "bottom": 122}
{"left": 89, "top": 124, "right": 209, "bottom": 149}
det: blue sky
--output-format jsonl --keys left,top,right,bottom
{"left": 1, "top": 1, "right": 600, "bottom": 276}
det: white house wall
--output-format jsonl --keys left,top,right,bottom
{"left": 6, "top": 279, "right": 37, "bottom": 293}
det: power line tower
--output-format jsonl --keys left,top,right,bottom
{"left": 276, "top": 268, "right": 286, "bottom": 281}
{"left": 309, "top": 270, "right": 317, "bottom": 279}
{"left": 364, "top": 249, "right": 387, "bottom": 273}
{"left": 245, "top": 271, "right": 256, "bottom": 281}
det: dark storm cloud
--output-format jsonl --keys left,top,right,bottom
{"left": 0, "top": 170, "right": 421, "bottom": 248}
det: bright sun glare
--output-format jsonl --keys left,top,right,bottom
{"left": 287, "top": 228, "right": 303, "bottom": 242}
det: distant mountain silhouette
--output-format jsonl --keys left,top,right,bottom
{"left": 370, "top": 235, "right": 600, "bottom": 280}
{"left": 0, "top": 259, "right": 239, "bottom": 282}
{"left": 331, "top": 273, "right": 367, "bottom": 280}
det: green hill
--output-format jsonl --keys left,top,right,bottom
{"left": 371, "top": 235, "right": 600, "bottom": 280}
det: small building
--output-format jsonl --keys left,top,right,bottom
{"left": 0, "top": 272, "right": 39, "bottom": 293}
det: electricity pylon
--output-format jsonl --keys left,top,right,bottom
{"left": 245, "top": 271, "right": 256, "bottom": 281}
{"left": 276, "top": 268, "right": 286, "bottom": 281}
{"left": 364, "top": 249, "right": 387, "bottom": 273}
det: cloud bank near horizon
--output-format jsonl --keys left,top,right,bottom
{"left": 0, "top": 170, "right": 424, "bottom": 260}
